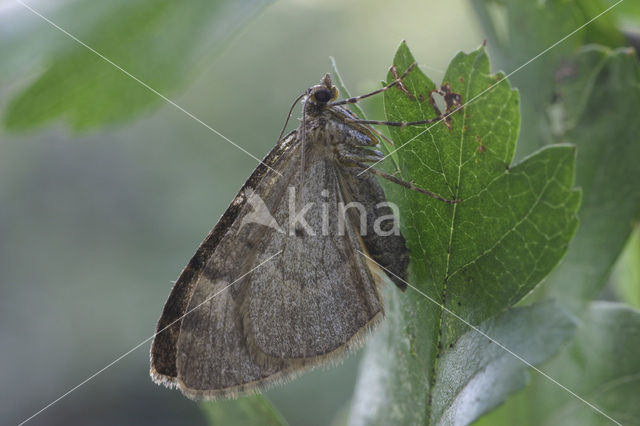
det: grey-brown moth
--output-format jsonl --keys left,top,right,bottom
{"left": 150, "top": 65, "right": 460, "bottom": 399}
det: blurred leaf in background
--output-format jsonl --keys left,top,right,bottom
{"left": 613, "top": 227, "right": 640, "bottom": 309}
{"left": 475, "top": 302, "right": 640, "bottom": 426}
{"left": 541, "top": 45, "right": 640, "bottom": 307}
{"left": 2, "top": 0, "right": 272, "bottom": 130}
{"left": 612, "top": 0, "right": 640, "bottom": 26}
{"left": 348, "top": 42, "right": 580, "bottom": 426}
{"left": 201, "top": 395, "right": 287, "bottom": 426}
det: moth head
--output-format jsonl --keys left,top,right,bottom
{"left": 307, "top": 73, "right": 339, "bottom": 105}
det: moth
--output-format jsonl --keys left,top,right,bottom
{"left": 150, "top": 63, "right": 461, "bottom": 399}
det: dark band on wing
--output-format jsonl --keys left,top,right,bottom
{"left": 150, "top": 131, "right": 298, "bottom": 380}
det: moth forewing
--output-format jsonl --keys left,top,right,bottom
{"left": 151, "top": 125, "right": 393, "bottom": 399}
{"left": 149, "top": 130, "right": 298, "bottom": 389}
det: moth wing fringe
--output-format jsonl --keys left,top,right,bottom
{"left": 163, "top": 308, "right": 385, "bottom": 401}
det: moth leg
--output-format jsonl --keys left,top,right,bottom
{"left": 348, "top": 117, "right": 440, "bottom": 127}
{"left": 328, "top": 110, "right": 387, "bottom": 148}
{"left": 342, "top": 157, "right": 459, "bottom": 204}
{"left": 366, "top": 125, "right": 396, "bottom": 147}
{"left": 331, "top": 114, "right": 396, "bottom": 147}
{"left": 330, "top": 62, "right": 418, "bottom": 107}
{"left": 346, "top": 104, "right": 462, "bottom": 129}
{"left": 346, "top": 85, "right": 463, "bottom": 129}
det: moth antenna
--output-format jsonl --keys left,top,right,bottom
{"left": 278, "top": 92, "right": 306, "bottom": 142}
{"left": 299, "top": 95, "right": 308, "bottom": 194}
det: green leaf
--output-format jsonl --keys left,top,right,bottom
{"left": 201, "top": 395, "right": 288, "bottom": 426}
{"left": 613, "top": 227, "right": 640, "bottom": 309}
{"left": 3, "top": 0, "right": 271, "bottom": 130}
{"left": 474, "top": 302, "right": 640, "bottom": 426}
{"left": 348, "top": 42, "right": 580, "bottom": 425}
{"left": 472, "top": 0, "right": 626, "bottom": 158}
{"left": 531, "top": 46, "right": 640, "bottom": 307}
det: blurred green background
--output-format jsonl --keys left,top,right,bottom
{"left": 0, "top": 0, "right": 483, "bottom": 424}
